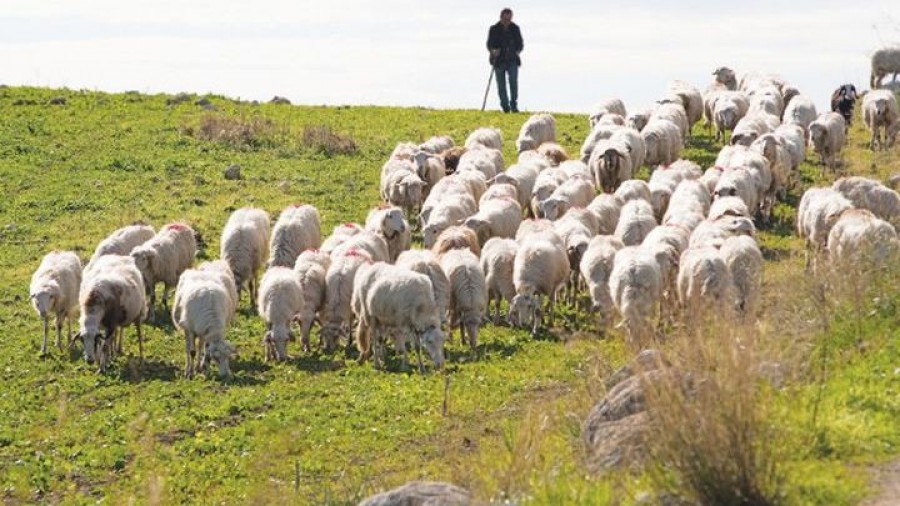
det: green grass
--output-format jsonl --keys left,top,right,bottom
{"left": 0, "top": 85, "right": 897, "bottom": 504}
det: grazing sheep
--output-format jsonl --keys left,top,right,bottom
{"left": 642, "top": 120, "right": 683, "bottom": 167}
{"left": 587, "top": 194, "right": 624, "bottom": 235}
{"left": 580, "top": 235, "right": 624, "bottom": 327}
{"left": 827, "top": 209, "right": 899, "bottom": 267}
{"left": 720, "top": 236, "right": 763, "bottom": 321}
{"left": 479, "top": 238, "right": 518, "bottom": 324}
{"left": 608, "top": 246, "right": 662, "bottom": 345}
{"left": 536, "top": 142, "right": 568, "bottom": 166}
{"left": 529, "top": 169, "right": 566, "bottom": 217}
{"left": 559, "top": 206, "right": 601, "bottom": 236}
{"left": 458, "top": 147, "right": 503, "bottom": 180}
{"left": 665, "top": 179, "right": 712, "bottom": 220}
{"left": 320, "top": 222, "right": 363, "bottom": 255}
{"left": 774, "top": 123, "right": 806, "bottom": 173}
{"left": 464, "top": 198, "right": 522, "bottom": 246}
{"left": 87, "top": 223, "right": 155, "bottom": 270}
{"left": 554, "top": 215, "right": 594, "bottom": 303}
{"left": 831, "top": 84, "right": 859, "bottom": 126}
{"left": 439, "top": 249, "right": 486, "bottom": 349}
{"left": 862, "top": 89, "right": 899, "bottom": 150}
{"left": 258, "top": 267, "right": 305, "bottom": 361}
{"left": 464, "top": 127, "right": 503, "bottom": 150}
{"left": 320, "top": 248, "right": 372, "bottom": 352}
{"left": 172, "top": 268, "right": 236, "bottom": 378}
{"left": 666, "top": 80, "right": 704, "bottom": 130}
{"left": 510, "top": 238, "right": 569, "bottom": 335}
{"left": 77, "top": 255, "right": 147, "bottom": 371}
{"left": 422, "top": 195, "right": 478, "bottom": 249}
{"left": 540, "top": 177, "right": 595, "bottom": 220}
{"left": 808, "top": 112, "right": 847, "bottom": 170}
{"left": 268, "top": 204, "right": 322, "bottom": 268}
{"left": 220, "top": 208, "right": 270, "bottom": 305}
{"left": 293, "top": 252, "right": 329, "bottom": 352}
{"left": 870, "top": 47, "right": 900, "bottom": 89}
{"left": 419, "top": 135, "right": 455, "bottom": 155}
{"left": 480, "top": 183, "right": 518, "bottom": 207}
{"left": 365, "top": 206, "right": 411, "bottom": 263}
{"left": 677, "top": 246, "right": 733, "bottom": 321}
{"left": 748, "top": 86, "right": 785, "bottom": 118}
{"left": 750, "top": 133, "right": 791, "bottom": 203}
{"left": 431, "top": 225, "right": 481, "bottom": 257}
{"left": 411, "top": 151, "right": 447, "bottom": 196}
{"left": 453, "top": 169, "right": 488, "bottom": 203}
{"left": 515, "top": 218, "right": 563, "bottom": 247}
{"left": 197, "top": 260, "right": 239, "bottom": 319}
{"left": 713, "top": 167, "right": 762, "bottom": 219}
{"left": 30, "top": 251, "right": 82, "bottom": 354}
{"left": 589, "top": 98, "right": 627, "bottom": 127}
{"left": 730, "top": 112, "right": 778, "bottom": 146}
{"left": 614, "top": 199, "right": 657, "bottom": 247}
{"left": 381, "top": 160, "right": 426, "bottom": 219}
{"left": 420, "top": 177, "right": 471, "bottom": 227}
{"left": 614, "top": 179, "right": 652, "bottom": 205}
{"left": 708, "top": 195, "right": 750, "bottom": 220}
{"left": 395, "top": 249, "right": 451, "bottom": 327}
{"left": 782, "top": 94, "right": 817, "bottom": 133}
{"left": 580, "top": 122, "right": 624, "bottom": 163}
{"left": 518, "top": 149, "right": 553, "bottom": 169}
{"left": 331, "top": 230, "right": 390, "bottom": 264}
{"left": 493, "top": 163, "right": 540, "bottom": 211}
{"left": 559, "top": 160, "right": 593, "bottom": 181}
{"left": 516, "top": 113, "right": 557, "bottom": 152}
{"left": 689, "top": 215, "right": 756, "bottom": 249}
{"left": 832, "top": 176, "right": 900, "bottom": 228}
{"left": 131, "top": 223, "right": 197, "bottom": 315}
{"left": 651, "top": 102, "right": 690, "bottom": 140}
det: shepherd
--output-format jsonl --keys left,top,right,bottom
{"left": 487, "top": 8, "right": 524, "bottom": 113}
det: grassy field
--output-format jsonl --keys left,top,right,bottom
{"left": 0, "top": 86, "right": 897, "bottom": 505}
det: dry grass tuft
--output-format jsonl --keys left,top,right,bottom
{"left": 300, "top": 124, "right": 358, "bottom": 156}
{"left": 187, "top": 113, "right": 282, "bottom": 149}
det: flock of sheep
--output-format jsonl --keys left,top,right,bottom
{"left": 27, "top": 65, "right": 900, "bottom": 378}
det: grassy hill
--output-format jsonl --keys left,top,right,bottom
{"left": 0, "top": 86, "right": 896, "bottom": 505}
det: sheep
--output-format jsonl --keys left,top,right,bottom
{"left": 458, "top": 147, "right": 502, "bottom": 180}
{"left": 642, "top": 120, "right": 683, "bottom": 167}
{"left": 220, "top": 208, "right": 270, "bottom": 305}
{"left": 464, "top": 127, "right": 503, "bottom": 150}
{"left": 587, "top": 194, "right": 624, "bottom": 235}
{"left": 354, "top": 264, "right": 445, "bottom": 370}
{"left": 589, "top": 98, "right": 627, "bottom": 127}
{"left": 689, "top": 215, "right": 756, "bottom": 249}
{"left": 579, "top": 235, "right": 624, "bottom": 327}
{"left": 605, "top": 127, "right": 646, "bottom": 175}
{"left": 713, "top": 92, "right": 750, "bottom": 141}
{"left": 453, "top": 169, "right": 489, "bottom": 203}
{"left": 331, "top": 230, "right": 390, "bottom": 263}
{"left": 554, "top": 215, "right": 594, "bottom": 303}
{"left": 381, "top": 160, "right": 426, "bottom": 219}
{"left": 750, "top": 133, "right": 791, "bottom": 202}
{"left": 411, "top": 150, "right": 447, "bottom": 196}
{"left": 419, "top": 135, "right": 455, "bottom": 155}
{"left": 719, "top": 236, "right": 763, "bottom": 321}
{"left": 441, "top": 146, "right": 467, "bottom": 174}
{"left": 666, "top": 80, "right": 704, "bottom": 130}
{"left": 518, "top": 149, "right": 553, "bottom": 169}
{"left": 626, "top": 107, "right": 654, "bottom": 132}
{"left": 172, "top": 269, "right": 236, "bottom": 378}
{"left": 87, "top": 223, "right": 155, "bottom": 270}
{"left": 580, "top": 122, "right": 624, "bottom": 163}
{"left": 665, "top": 179, "right": 712, "bottom": 220}
{"left": 730, "top": 112, "right": 778, "bottom": 146}
{"left": 516, "top": 113, "right": 556, "bottom": 152}
{"left": 773, "top": 123, "right": 806, "bottom": 173}
{"left": 862, "top": 89, "right": 899, "bottom": 150}
{"left": 676, "top": 246, "right": 733, "bottom": 321}
{"left": 782, "top": 94, "right": 817, "bottom": 133}
{"left": 651, "top": 102, "right": 690, "bottom": 140}
{"left": 365, "top": 206, "right": 411, "bottom": 263}
{"left": 320, "top": 222, "right": 363, "bottom": 255}
{"left": 608, "top": 246, "right": 662, "bottom": 345}
{"left": 827, "top": 209, "right": 899, "bottom": 268}
{"left": 463, "top": 198, "right": 522, "bottom": 246}
{"left": 479, "top": 238, "right": 518, "bottom": 324}
{"left": 421, "top": 195, "right": 478, "bottom": 249}
{"left": 420, "top": 176, "right": 472, "bottom": 226}
{"left": 529, "top": 170, "right": 567, "bottom": 217}
{"left": 870, "top": 47, "right": 900, "bottom": 88}
{"left": 831, "top": 83, "right": 859, "bottom": 126}
{"left": 614, "top": 179, "right": 652, "bottom": 205}
{"left": 510, "top": 237, "right": 569, "bottom": 335}
{"left": 293, "top": 252, "right": 329, "bottom": 352}
{"left": 439, "top": 249, "right": 486, "bottom": 349}
{"left": 30, "top": 251, "right": 82, "bottom": 354}
{"left": 558, "top": 206, "right": 601, "bottom": 236}
{"left": 832, "top": 176, "right": 900, "bottom": 228}
{"left": 559, "top": 160, "right": 594, "bottom": 181}
{"left": 515, "top": 218, "right": 563, "bottom": 247}
{"left": 197, "top": 259, "right": 239, "bottom": 319}
{"left": 712, "top": 66, "right": 738, "bottom": 90}
{"left": 479, "top": 183, "right": 518, "bottom": 206}
{"left": 493, "top": 163, "right": 540, "bottom": 211}
{"left": 257, "top": 267, "right": 305, "bottom": 361}
{"left": 614, "top": 199, "right": 657, "bottom": 247}
{"left": 540, "top": 177, "right": 595, "bottom": 220}
{"left": 713, "top": 168, "right": 762, "bottom": 219}
{"left": 748, "top": 86, "right": 785, "bottom": 118}
{"left": 395, "top": 249, "right": 451, "bottom": 327}
{"left": 431, "top": 225, "right": 481, "bottom": 258}
{"left": 320, "top": 248, "right": 373, "bottom": 352}
{"left": 809, "top": 112, "right": 847, "bottom": 171}
{"left": 536, "top": 142, "right": 568, "bottom": 166}
{"left": 268, "top": 204, "right": 322, "bottom": 268}
{"left": 77, "top": 255, "right": 147, "bottom": 371}
{"left": 708, "top": 195, "right": 750, "bottom": 220}
{"left": 131, "top": 223, "right": 197, "bottom": 316}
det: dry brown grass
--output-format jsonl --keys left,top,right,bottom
{"left": 186, "top": 113, "right": 283, "bottom": 149}
{"left": 300, "top": 124, "right": 358, "bottom": 156}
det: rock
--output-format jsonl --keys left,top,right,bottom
{"left": 583, "top": 411, "right": 650, "bottom": 472}
{"left": 166, "top": 93, "right": 192, "bottom": 106}
{"left": 195, "top": 97, "right": 212, "bottom": 107}
{"left": 277, "top": 180, "right": 291, "bottom": 193}
{"left": 887, "top": 173, "right": 900, "bottom": 190}
{"left": 605, "top": 348, "right": 669, "bottom": 389}
{"left": 358, "top": 481, "right": 471, "bottom": 506}
{"left": 48, "top": 96, "right": 67, "bottom": 106}
{"left": 223, "top": 164, "right": 242, "bottom": 180}
{"left": 270, "top": 96, "right": 292, "bottom": 105}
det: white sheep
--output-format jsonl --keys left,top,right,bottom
{"left": 808, "top": 112, "right": 846, "bottom": 170}
{"left": 750, "top": 133, "right": 791, "bottom": 203}
{"left": 320, "top": 222, "right": 363, "bottom": 255}
{"left": 220, "top": 208, "right": 270, "bottom": 305}
{"left": 580, "top": 122, "right": 624, "bottom": 163}
{"left": 688, "top": 215, "right": 756, "bottom": 249}
{"left": 588, "top": 139, "right": 632, "bottom": 193}
{"left": 554, "top": 214, "right": 594, "bottom": 303}
{"left": 172, "top": 269, "right": 236, "bottom": 378}
{"left": 642, "top": 120, "right": 683, "bottom": 167}
{"left": 268, "top": 204, "right": 321, "bottom": 268}
{"left": 439, "top": 249, "right": 486, "bottom": 349}
{"left": 493, "top": 163, "right": 540, "bottom": 212}
{"left": 320, "top": 248, "right": 373, "bottom": 352}
{"left": 479, "top": 183, "right": 518, "bottom": 206}
{"left": 589, "top": 98, "right": 627, "bottom": 127}
{"left": 626, "top": 107, "right": 655, "bottom": 132}
{"left": 463, "top": 197, "right": 522, "bottom": 246}
{"left": 676, "top": 246, "right": 734, "bottom": 321}
{"left": 782, "top": 94, "right": 817, "bottom": 134}
{"left": 862, "top": 89, "right": 899, "bottom": 150}
{"left": 365, "top": 206, "right": 411, "bottom": 263}
{"left": 773, "top": 123, "right": 806, "bottom": 173}
{"left": 608, "top": 246, "right": 662, "bottom": 345}
{"left": 614, "top": 199, "right": 657, "bottom": 247}
{"left": 665, "top": 179, "right": 712, "bottom": 221}
{"left": 331, "top": 230, "right": 390, "bottom": 264}
{"left": 258, "top": 266, "right": 306, "bottom": 361}
{"left": 395, "top": 249, "right": 451, "bottom": 327}
{"left": 719, "top": 235, "right": 763, "bottom": 321}
{"left": 464, "top": 127, "right": 503, "bottom": 150}
{"left": 650, "top": 102, "right": 690, "bottom": 140}
{"left": 381, "top": 159, "right": 426, "bottom": 219}
{"left": 747, "top": 86, "right": 785, "bottom": 117}
{"left": 666, "top": 80, "right": 704, "bottom": 131}
{"left": 479, "top": 238, "right": 518, "bottom": 324}
{"left": 828, "top": 208, "right": 899, "bottom": 267}
{"left": 293, "top": 251, "right": 330, "bottom": 351}
{"left": 587, "top": 194, "right": 624, "bottom": 235}
{"left": 420, "top": 177, "right": 470, "bottom": 227}
{"left": 540, "top": 177, "right": 595, "bottom": 221}
{"left": 730, "top": 112, "right": 779, "bottom": 146}
{"left": 197, "top": 259, "right": 239, "bottom": 319}
{"left": 510, "top": 237, "right": 569, "bottom": 335}
{"left": 870, "top": 47, "right": 900, "bottom": 88}
{"left": 458, "top": 147, "right": 503, "bottom": 180}
{"left": 515, "top": 218, "right": 563, "bottom": 247}
{"left": 832, "top": 176, "right": 900, "bottom": 228}
{"left": 422, "top": 195, "right": 478, "bottom": 249}
{"left": 713, "top": 92, "right": 750, "bottom": 141}
{"left": 419, "top": 135, "right": 455, "bottom": 154}
{"left": 30, "top": 251, "right": 82, "bottom": 354}
{"left": 131, "top": 223, "right": 197, "bottom": 316}
{"left": 708, "top": 195, "right": 750, "bottom": 220}
{"left": 516, "top": 113, "right": 557, "bottom": 152}
{"left": 77, "top": 255, "right": 147, "bottom": 371}
{"left": 431, "top": 225, "right": 481, "bottom": 257}
{"left": 797, "top": 187, "right": 854, "bottom": 267}
{"left": 87, "top": 223, "right": 155, "bottom": 270}
{"left": 579, "top": 235, "right": 624, "bottom": 328}
{"left": 411, "top": 150, "right": 447, "bottom": 196}
{"left": 614, "top": 179, "right": 652, "bottom": 205}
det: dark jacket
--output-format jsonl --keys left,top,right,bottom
{"left": 487, "top": 22, "right": 523, "bottom": 66}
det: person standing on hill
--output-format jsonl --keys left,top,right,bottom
{"left": 487, "top": 8, "right": 524, "bottom": 113}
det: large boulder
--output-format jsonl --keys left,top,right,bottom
{"left": 358, "top": 481, "right": 471, "bottom": 506}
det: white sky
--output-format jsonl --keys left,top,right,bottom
{"left": 2, "top": 0, "right": 900, "bottom": 114}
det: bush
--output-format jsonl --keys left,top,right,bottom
{"left": 189, "top": 114, "right": 282, "bottom": 149}
{"left": 300, "top": 125, "right": 358, "bottom": 157}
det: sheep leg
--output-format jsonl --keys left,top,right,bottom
{"left": 300, "top": 319, "right": 313, "bottom": 353}
{"left": 458, "top": 311, "right": 466, "bottom": 348}
{"left": 466, "top": 320, "right": 478, "bottom": 350}
{"left": 55, "top": 315, "right": 64, "bottom": 352}
{"left": 65, "top": 316, "right": 72, "bottom": 350}
{"left": 117, "top": 327, "right": 124, "bottom": 357}
{"left": 136, "top": 322, "right": 144, "bottom": 363}
{"left": 185, "top": 331, "right": 195, "bottom": 379}
{"left": 41, "top": 316, "right": 49, "bottom": 356}
{"left": 548, "top": 291, "right": 556, "bottom": 328}
{"left": 414, "top": 334, "right": 425, "bottom": 374}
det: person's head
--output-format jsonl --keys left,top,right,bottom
{"left": 500, "top": 8, "right": 513, "bottom": 26}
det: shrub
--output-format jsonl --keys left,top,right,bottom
{"left": 300, "top": 125, "right": 358, "bottom": 157}
{"left": 190, "top": 114, "right": 282, "bottom": 149}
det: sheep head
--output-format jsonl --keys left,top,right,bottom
{"left": 419, "top": 325, "right": 445, "bottom": 368}
{"left": 510, "top": 291, "right": 540, "bottom": 329}
{"left": 207, "top": 339, "right": 236, "bottom": 378}
{"left": 540, "top": 198, "right": 567, "bottom": 221}
{"left": 130, "top": 247, "right": 157, "bottom": 295}
{"left": 29, "top": 284, "right": 58, "bottom": 318}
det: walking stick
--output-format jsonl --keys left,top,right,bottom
{"left": 480, "top": 66, "right": 494, "bottom": 111}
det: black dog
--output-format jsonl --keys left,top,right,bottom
{"left": 830, "top": 84, "right": 858, "bottom": 125}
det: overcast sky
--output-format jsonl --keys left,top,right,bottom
{"left": 2, "top": 1, "right": 900, "bottom": 114}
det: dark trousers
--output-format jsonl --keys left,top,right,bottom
{"left": 494, "top": 61, "right": 518, "bottom": 112}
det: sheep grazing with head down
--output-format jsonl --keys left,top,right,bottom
{"left": 432, "top": 225, "right": 481, "bottom": 258}
{"left": 87, "top": 223, "right": 155, "bottom": 271}
{"left": 608, "top": 246, "right": 662, "bottom": 346}
{"left": 587, "top": 194, "right": 624, "bottom": 235}
{"left": 458, "top": 147, "right": 503, "bottom": 180}
{"left": 220, "top": 208, "right": 270, "bottom": 305}
{"left": 464, "top": 127, "right": 503, "bottom": 150}
{"left": 579, "top": 235, "right": 624, "bottom": 328}
{"left": 365, "top": 206, "right": 411, "bottom": 263}
{"left": 510, "top": 236, "right": 569, "bottom": 335}
{"left": 642, "top": 119, "right": 683, "bottom": 167}
{"left": 540, "top": 177, "right": 595, "bottom": 221}
{"left": 257, "top": 267, "right": 306, "bottom": 361}
{"left": 268, "top": 204, "right": 321, "bottom": 268}
{"left": 381, "top": 159, "right": 426, "bottom": 220}
{"left": 77, "top": 255, "right": 147, "bottom": 371}
{"left": 292, "top": 250, "right": 330, "bottom": 352}
{"left": 832, "top": 176, "right": 900, "bottom": 228}
{"left": 719, "top": 235, "right": 763, "bottom": 322}
{"left": 479, "top": 238, "right": 518, "bottom": 325}
{"left": 395, "top": 249, "right": 451, "bottom": 328}
{"left": 130, "top": 223, "right": 197, "bottom": 317}
{"left": 516, "top": 113, "right": 556, "bottom": 152}
{"left": 320, "top": 248, "right": 372, "bottom": 352}
{"left": 464, "top": 198, "right": 522, "bottom": 246}
{"left": 30, "top": 251, "right": 82, "bottom": 354}
{"left": 677, "top": 246, "right": 734, "bottom": 322}
{"left": 172, "top": 267, "right": 237, "bottom": 378}
{"left": 827, "top": 208, "right": 899, "bottom": 268}
{"left": 439, "top": 249, "right": 486, "bottom": 349}
{"left": 493, "top": 163, "right": 539, "bottom": 212}
{"left": 615, "top": 199, "right": 657, "bottom": 247}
